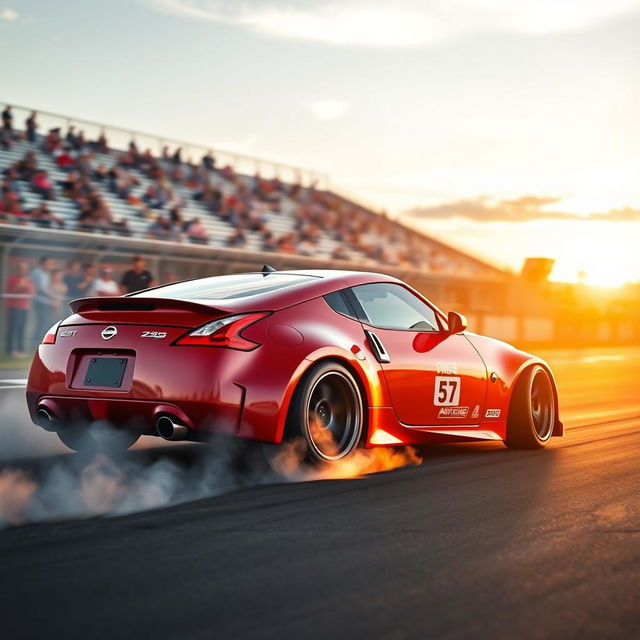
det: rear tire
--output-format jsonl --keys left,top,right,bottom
{"left": 505, "top": 365, "right": 555, "bottom": 449}
{"left": 56, "top": 423, "right": 140, "bottom": 456}
{"left": 286, "top": 362, "right": 364, "bottom": 464}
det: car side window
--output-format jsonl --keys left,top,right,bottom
{"left": 350, "top": 283, "right": 438, "bottom": 331}
{"left": 323, "top": 290, "right": 359, "bottom": 320}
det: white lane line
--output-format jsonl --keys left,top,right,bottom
{"left": 549, "top": 355, "right": 628, "bottom": 365}
{"left": 580, "top": 355, "right": 626, "bottom": 364}
{"left": 0, "top": 378, "right": 28, "bottom": 389}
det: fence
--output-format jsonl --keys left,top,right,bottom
{"left": 1, "top": 224, "right": 638, "bottom": 355}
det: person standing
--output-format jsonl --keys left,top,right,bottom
{"left": 163, "top": 270, "right": 178, "bottom": 284}
{"left": 89, "top": 266, "right": 120, "bottom": 297}
{"left": 77, "top": 263, "right": 96, "bottom": 298}
{"left": 63, "top": 260, "right": 83, "bottom": 304}
{"left": 5, "top": 262, "right": 35, "bottom": 358}
{"left": 2, "top": 105, "right": 12, "bottom": 132}
{"left": 31, "top": 256, "right": 56, "bottom": 345}
{"left": 50, "top": 269, "right": 69, "bottom": 320}
{"left": 120, "top": 255, "right": 155, "bottom": 293}
{"left": 25, "top": 111, "right": 37, "bottom": 143}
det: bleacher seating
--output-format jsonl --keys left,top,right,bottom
{"left": 1, "top": 121, "right": 497, "bottom": 278}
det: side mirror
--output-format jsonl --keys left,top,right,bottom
{"left": 447, "top": 311, "right": 468, "bottom": 334}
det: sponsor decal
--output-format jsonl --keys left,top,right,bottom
{"left": 485, "top": 408, "right": 501, "bottom": 418}
{"left": 59, "top": 330, "right": 77, "bottom": 338}
{"left": 438, "top": 406, "right": 469, "bottom": 419}
{"left": 140, "top": 331, "right": 167, "bottom": 339}
{"left": 471, "top": 405, "right": 480, "bottom": 419}
{"left": 436, "top": 361, "right": 458, "bottom": 375}
{"left": 101, "top": 326, "right": 117, "bottom": 340}
{"left": 434, "top": 376, "right": 461, "bottom": 406}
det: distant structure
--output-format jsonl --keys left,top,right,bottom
{"left": 521, "top": 257, "right": 555, "bottom": 283}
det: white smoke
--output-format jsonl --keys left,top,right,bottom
{"left": 0, "top": 387, "right": 421, "bottom": 529}
{"left": 0, "top": 434, "right": 421, "bottom": 529}
{"left": 0, "top": 436, "right": 270, "bottom": 528}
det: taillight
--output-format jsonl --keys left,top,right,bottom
{"left": 42, "top": 321, "right": 61, "bottom": 345}
{"left": 173, "top": 312, "right": 269, "bottom": 350}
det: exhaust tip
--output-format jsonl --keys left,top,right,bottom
{"left": 156, "top": 415, "right": 189, "bottom": 441}
{"left": 37, "top": 406, "right": 57, "bottom": 431}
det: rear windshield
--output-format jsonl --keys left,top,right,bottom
{"left": 132, "top": 273, "right": 317, "bottom": 300}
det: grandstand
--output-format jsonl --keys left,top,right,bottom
{"left": 2, "top": 104, "right": 639, "bottom": 348}
{"left": 27, "top": 103, "right": 634, "bottom": 350}
{"left": 0, "top": 103, "right": 502, "bottom": 278}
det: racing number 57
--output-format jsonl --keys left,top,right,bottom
{"left": 434, "top": 376, "right": 461, "bottom": 406}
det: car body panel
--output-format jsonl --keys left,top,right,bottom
{"left": 464, "top": 332, "right": 563, "bottom": 437}
{"left": 369, "top": 330, "right": 488, "bottom": 426}
{"left": 26, "top": 269, "right": 562, "bottom": 448}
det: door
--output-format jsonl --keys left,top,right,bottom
{"left": 348, "top": 283, "right": 487, "bottom": 426}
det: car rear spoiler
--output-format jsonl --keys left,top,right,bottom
{"left": 68, "top": 296, "right": 234, "bottom": 316}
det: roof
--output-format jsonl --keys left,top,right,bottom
{"left": 133, "top": 269, "right": 404, "bottom": 314}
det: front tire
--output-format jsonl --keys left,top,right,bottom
{"left": 505, "top": 365, "right": 555, "bottom": 449}
{"left": 286, "top": 362, "right": 364, "bottom": 463}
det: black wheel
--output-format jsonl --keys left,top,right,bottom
{"left": 287, "top": 362, "right": 364, "bottom": 463}
{"left": 505, "top": 365, "right": 555, "bottom": 449}
{"left": 56, "top": 422, "right": 140, "bottom": 456}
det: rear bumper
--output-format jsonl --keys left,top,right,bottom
{"left": 27, "top": 342, "right": 304, "bottom": 443}
{"left": 30, "top": 394, "right": 242, "bottom": 438}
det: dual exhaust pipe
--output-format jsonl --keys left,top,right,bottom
{"left": 36, "top": 406, "right": 58, "bottom": 432}
{"left": 155, "top": 415, "right": 189, "bottom": 441}
{"left": 37, "top": 405, "right": 189, "bottom": 441}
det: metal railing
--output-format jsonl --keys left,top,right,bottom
{"left": 2, "top": 101, "right": 330, "bottom": 189}
{"left": 0, "top": 221, "right": 512, "bottom": 353}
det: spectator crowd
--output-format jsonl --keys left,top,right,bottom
{"left": 1, "top": 105, "right": 440, "bottom": 270}
{"left": 4, "top": 254, "right": 157, "bottom": 358}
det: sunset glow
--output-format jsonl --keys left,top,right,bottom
{"left": 408, "top": 218, "right": 640, "bottom": 287}
{"left": 2, "top": 1, "right": 639, "bottom": 285}
{"left": 548, "top": 224, "right": 638, "bottom": 287}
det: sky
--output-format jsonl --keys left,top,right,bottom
{"left": 1, "top": 0, "right": 640, "bottom": 284}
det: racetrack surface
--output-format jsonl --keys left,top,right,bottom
{"left": 0, "top": 347, "right": 639, "bottom": 639}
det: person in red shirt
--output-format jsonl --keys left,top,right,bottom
{"left": 32, "top": 171, "right": 55, "bottom": 200}
{"left": 55, "top": 147, "right": 76, "bottom": 169}
{"left": 44, "top": 128, "right": 61, "bottom": 153}
{"left": 0, "top": 192, "right": 27, "bottom": 224}
{"left": 6, "top": 261, "right": 35, "bottom": 358}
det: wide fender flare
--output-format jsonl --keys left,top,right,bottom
{"left": 506, "top": 357, "right": 563, "bottom": 437}
{"left": 274, "top": 346, "right": 383, "bottom": 443}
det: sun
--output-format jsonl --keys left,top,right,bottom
{"left": 546, "top": 221, "right": 637, "bottom": 287}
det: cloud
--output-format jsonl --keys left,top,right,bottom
{"left": 0, "top": 7, "right": 19, "bottom": 21}
{"left": 588, "top": 207, "right": 640, "bottom": 222}
{"left": 146, "top": 0, "right": 640, "bottom": 47}
{"left": 305, "top": 100, "right": 351, "bottom": 120}
{"left": 405, "top": 196, "right": 640, "bottom": 222}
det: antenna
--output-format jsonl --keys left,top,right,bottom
{"left": 261, "top": 264, "right": 277, "bottom": 274}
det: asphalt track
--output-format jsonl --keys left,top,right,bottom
{"left": 0, "top": 347, "right": 639, "bottom": 639}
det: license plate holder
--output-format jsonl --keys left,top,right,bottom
{"left": 84, "top": 357, "right": 128, "bottom": 388}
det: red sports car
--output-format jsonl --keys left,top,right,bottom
{"left": 27, "top": 268, "right": 562, "bottom": 461}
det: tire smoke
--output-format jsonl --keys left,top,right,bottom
{"left": 0, "top": 432, "right": 421, "bottom": 529}
{"left": 0, "top": 386, "right": 421, "bottom": 528}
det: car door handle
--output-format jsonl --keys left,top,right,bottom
{"left": 365, "top": 330, "right": 391, "bottom": 363}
